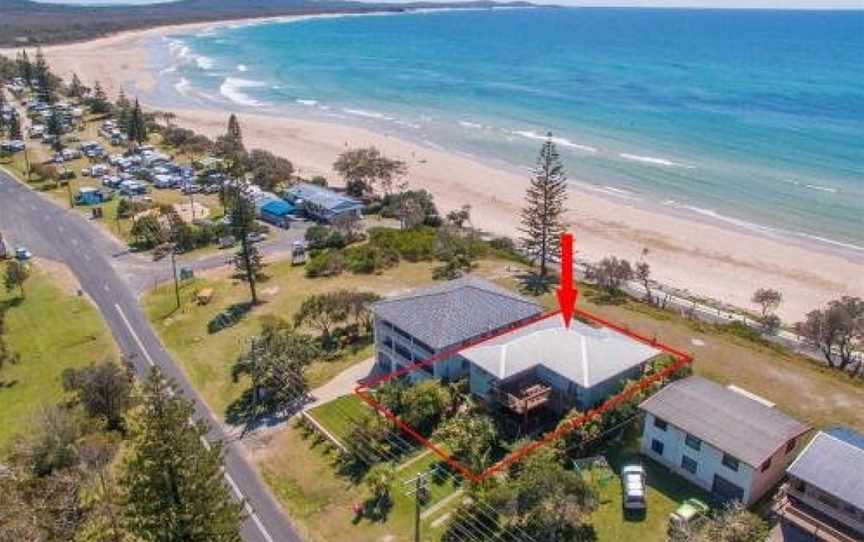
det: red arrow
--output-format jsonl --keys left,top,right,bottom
{"left": 556, "top": 232, "right": 578, "bottom": 328}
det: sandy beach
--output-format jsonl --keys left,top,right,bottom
{"left": 15, "top": 20, "right": 862, "bottom": 323}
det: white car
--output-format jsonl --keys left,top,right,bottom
{"left": 621, "top": 465, "right": 647, "bottom": 511}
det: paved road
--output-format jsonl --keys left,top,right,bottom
{"left": 0, "top": 171, "right": 302, "bottom": 542}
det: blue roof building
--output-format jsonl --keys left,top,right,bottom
{"left": 284, "top": 183, "right": 363, "bottom": 223}
{"left": 260, "top": 199, "right": 296, "bottom": 228}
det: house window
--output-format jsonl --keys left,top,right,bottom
{"left": 681, "top": 455, "right": 698, "bottom": 474}
{"left": 722, "top": 454, "right": 740, "bottom": 472}
{"left": 383, "top": 336, "right": 394, "bottom": 349}
{"left": 785, "top": 438, "right": 797, "bottom": 455}
{"left": 760, "top": 457, "right": 772, "bottom": 472}
{"left": 653, "top": 417, "right": 668, "bottom": 431}
{"left": 651, "top": 439, "right": 664, "bottom": 456}
{"left": 685, "top": 434, "right": 702, "bottom": 452}
{"left": 394, "top": 343, "right": 413, "bottom": 362}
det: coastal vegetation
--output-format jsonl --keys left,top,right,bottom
{"left": 0, "top": 0, "right": 532, "bottom": 48}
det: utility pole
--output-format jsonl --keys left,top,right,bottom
{"left": 406, "top": 471, "right": 429, "bottom": 542}
{"left": 169, "top": 244, "right": 180, "bottom": 309}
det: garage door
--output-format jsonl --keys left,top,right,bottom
{"left": 712, "top": 474, "right": 745, "bottom": 502}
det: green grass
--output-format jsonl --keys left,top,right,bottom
{"left": 142, "top": 258, "right": 516, "bottom": 420}
{"left": 585, "top": 434, "right": 714, "bottom": 542}
{"left": 0, "top": 265, "right": 117, "bottom": 452}
{"left": 257, "top": 421, "right": 453, "bottom": 542}
{"left": 307, "top": 394, "right": 375, "bottom": 443}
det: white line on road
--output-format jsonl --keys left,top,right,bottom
{"left": 114, "top": 303, "right": 154, "bottom": 367}
{"left": 71, "top": 238, "right": 78, "bottom": 246}
{"left": 115, "top": 307, "right": 277, "bottom": 542}
{"left": 224, "top": 472, "right": 276, "bottom": 542}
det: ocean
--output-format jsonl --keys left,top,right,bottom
{"left": 150, "top": 7, "right": 864, "bottom": 256}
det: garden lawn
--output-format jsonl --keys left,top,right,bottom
{"left": 255, "top": 422, "right": 454, "bottom": 542}
{"left": 585, "top": 435, "right": 714, "bottom": 542}
{"left": 307, "top": 394, "right": 375, "bottom": 444}
{"left": 0, "top": 265, "right": 117, "bottom": 451}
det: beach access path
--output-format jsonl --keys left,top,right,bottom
{"left": 0, "top": 169, "right": 304, "bottom": 542}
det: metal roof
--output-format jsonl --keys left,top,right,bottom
{"left": 639, "top": 376, "right": 809, "bottom": 467}
{"left": 461, "top": 316, "right": 662, "bottom": 388}
{"left": 285, "top": 183, "right": 362, "bottom": 213}
{"left": 261, "top": 200, "right": 295, "bottom": 216}
{"left": 371, "top": 278, "right": 542, "bottom": 351}
{"left": 787, "top": 428, "right": 864, "bottom": 511}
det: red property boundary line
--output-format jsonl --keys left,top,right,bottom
{"left": 354, "top": 306, "right": 694, "bottom": 483}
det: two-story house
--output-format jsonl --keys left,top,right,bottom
{"left": 370, "top": 278, "right": 543, "bottom": 382}
{"left": 776, "top": 428, "right": 864, "bottom": 542}
{"left": 639, "top": 376, "right": 809, "bottom": 506}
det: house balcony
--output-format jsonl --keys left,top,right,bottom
{"left": 774, "top": 484, "right": 863, "bottom": 542}
{"left": 493, "top": 379, "right": 552, "bottom": 415}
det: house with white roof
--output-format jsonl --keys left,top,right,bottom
{"left": 639, "top": 376, "right": 810, "bottom": 506}
{"left": 461, "top": 315, "right": 663, "bottom": 414}
{"left": 776, "top": 427, "right": 864, "bottom": 542}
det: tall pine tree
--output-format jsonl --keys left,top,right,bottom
{"left": 17, "top": 50, "right": 32, "bottom": 87}
{"left": 122, "top": 368, "right": 244, "bottom": 542}
{"left": 519, "top": 133, "right": 568, "bottom": 276}
{"left": 227, "top": 187, "right": 264, "bottom": 304}
{"left": 89, "top": 80, "right": 111, "bottom": 114}
{"left": 33, "top": 47, "right": 53, "bottom": 104}
{"left": 0, "top": 87, "right": 6, "bottom": 134}
{"left": 68, "top": 72, "right": 88, "bottom": 99}
{"left": 8, "top": 113, "right": 22, "bottom": 141}
{"left": 126, "top": 99, "right": 148, "bottom": 146}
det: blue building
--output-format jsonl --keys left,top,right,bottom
{"left": 260, "top": 199, "right": 296, "bottom": 228}
{"left": 284, "top": 183, "right": 363, "bottom": 223}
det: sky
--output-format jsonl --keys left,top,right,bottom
{"left": 31, "top": 0, "right": 864, "bottom": 8}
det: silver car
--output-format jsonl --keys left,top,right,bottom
{"left": 621, "top": 465, "right": 647, "bottom": 511}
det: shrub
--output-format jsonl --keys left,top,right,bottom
{"left": 344, "top": 244, "right": 399, "bottom": 274}
{"left": 305, "top": 250, "right": 346, "bottom": 278}
{"left": 367, "top": 227, "right": 437, "bottom": 262}
{"left": 305, "top": 225, "right": 346, "bottom": 250}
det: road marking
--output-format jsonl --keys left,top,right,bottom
{"left": 224, "top": 472, "right": 276, "bottom": 542}
{"left": 110, "top": 309, "right": 276, "bottom": 542}
{"left": 84, "top": 254, "right": 91, "bottom": 261}
{"left": 104, "top": 284, "right": 110, "bottom": 292}
{"left": 71, "top": 238, "right": 79, "bottom": 246}
{"left": 114, "top": 304, "right": 154, "bottom": 367}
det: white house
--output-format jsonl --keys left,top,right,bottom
{"left": 776, "top": 428, "right": 864, "bottom": 541}
{"left": 639, "top": 376, "right": 809, "bottom": 506}
{"left": 460, "top": 315, "right": 663, "bottom": 414}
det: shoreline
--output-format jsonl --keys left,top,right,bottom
{"left": 23, "top": 16, "right": 864, "bottom": 322}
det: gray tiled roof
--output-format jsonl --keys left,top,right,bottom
{"left": 639, "top": 376, "right": 809, "bottom": 467}
{"left": 461, "top": 316, "right": 662, "bottom": 388}
{"left": 371, "top": 278, "right": 543, "bottom": 350}
{"left": 787, "top": 428, "right": 864, "bottom": 511}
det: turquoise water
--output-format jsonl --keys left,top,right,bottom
{"left": 155, "top": 8, "right": 864, "bottom": 255}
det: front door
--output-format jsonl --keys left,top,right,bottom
{"left": 712, "top": 474, "right": 745, "bottom": 502}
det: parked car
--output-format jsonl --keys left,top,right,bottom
{"left": 0, "top": 140, "right": 25, "bottom": 153}
{"left": 247, "top": 232, "right": 268, "bottom": 244}
{"left": 15, "top": 246, "right": 32, "bottom": 261}
{"left": 668, "top": 498, "right": 709, "bottom": 531}
{"left": 621, "top": 465, "right": 647, "bottom": 512}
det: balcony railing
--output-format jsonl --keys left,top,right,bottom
{"left": 774, "top": 485, "right": 862, "bottom": 542}
{"left": 495, "top": 382, "right": 552, "bottom": 415}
